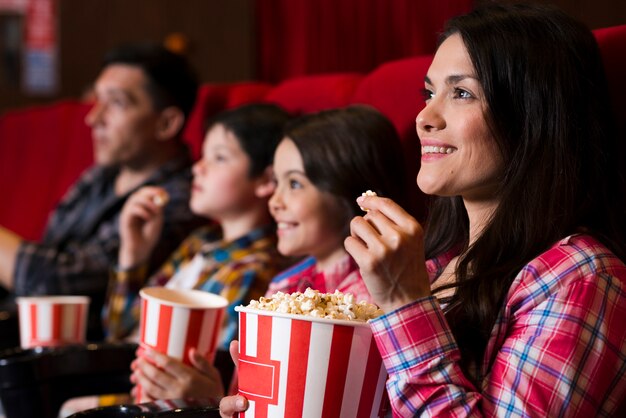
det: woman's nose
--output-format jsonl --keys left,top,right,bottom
{"left": 416, "top": 101, "right": 445, "bottom": 133}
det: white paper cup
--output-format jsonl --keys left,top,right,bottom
{"left": 235, "top": 306, "right": 388, "bottom": 418}
{"left": 136, "top": 287, "right": 228, "bottom": 402}
{"left": 16, "top": 295, "right": 90, "bottom": 349}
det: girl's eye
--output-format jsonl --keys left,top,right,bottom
{"left": 289, "top": 179, "right": 302, "bottom": 189}
{"left": 421, "top": 88, "right": 434, "bottom": 102}
{"left": 214, "top": 154, "right": 227, "bottom": 162}
{"left": 453, "top": 88, "right": 473, "bottom": 99}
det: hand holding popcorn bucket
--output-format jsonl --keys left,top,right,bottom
{"left": 136, "top": 287, "right": 228, "bottom": 402}
{"left": 235, "top": 289, "right": 388, "bottom": 418}
{"left": 16, "top": 295, "right": 90, "bottom": 349}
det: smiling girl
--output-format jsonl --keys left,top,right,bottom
{"left": 266, "top": 105, "right": 408, "bottom": 301}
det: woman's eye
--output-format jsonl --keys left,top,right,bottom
{"left": 453, "top": 88, "right": 473, "bottom": 99}
{"left": 421, "top": 88, "right": 434, "bottom": 102}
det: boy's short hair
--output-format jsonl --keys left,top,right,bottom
{"left": 206, "top": 103, "right": 290, "bottom": 177}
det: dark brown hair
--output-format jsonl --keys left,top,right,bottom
{"left": 284, "top": 105, "right": 408, "bottom": 235}
{"left": 206, "top": 103, "right": 290, "bottom": 178}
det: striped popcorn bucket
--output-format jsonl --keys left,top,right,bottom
{"left": 137, "top": 287, "right": 228, "bottom": 402}
{"left": 16, "top": 295, "right": 90, "bottom": 349}
{"left": 235, "top": 306, "right": 388, "bottom": 418}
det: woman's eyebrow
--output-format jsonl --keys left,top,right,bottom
{"left": 424, "top": 74, "right": 478, "bottom": 85}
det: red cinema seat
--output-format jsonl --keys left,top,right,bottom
{"left": 182, "top": 84, "right": 232, "bottom": 160}
{"left": 264, "top": 73, "right": 363, "bottom": 115}
{"left": 0, "top": 101, "right": 93, "bottom": 241}
{"left": 593, "top": 24, "right": 626, "bottom": 145}
{"left": 225, "top": 81, "right": 273, "bottom": 109}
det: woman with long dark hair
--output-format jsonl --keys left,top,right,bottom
{"left": 344, "top": 4, "right": 626, "bottom": 416}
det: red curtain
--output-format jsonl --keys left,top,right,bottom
{"left": 255, "top": 0, "right": 473, "bottom": 82}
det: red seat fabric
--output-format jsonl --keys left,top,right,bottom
{"left": 0, "top": 101, "right": 93, "bottom": 240}
{"left": 182, "top": 84, "right": 233, "bottom": 160}
{"left": 264, "top": 73, "right": 363, "bottom": 114}
{"left": 593, "top": 25, "right": 626, "bottom": 144}
{"left": 225, "top": 82, "right": 273, "bottom": 109}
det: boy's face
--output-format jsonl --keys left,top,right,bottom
{"left": 85, "top": 64, "right": 161, "bottom": 167}
{"left": 190, "top": 123, "right": 257, "bottom": 220}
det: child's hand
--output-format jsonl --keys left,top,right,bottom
{"left": 131, "top": 347, "right": 224, "bottom": 401}
{"left": 118, "top": 187, "right": 168, "bottom": 269}
{"left": 219, "top": 340, "right": 249, "bottom": 417}
{"left": 219, "top": 395, "right": 248, "bottom": 417}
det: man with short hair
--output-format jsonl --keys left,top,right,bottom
{"left": 0, "top": 43, "right": 205, "bottom": 339}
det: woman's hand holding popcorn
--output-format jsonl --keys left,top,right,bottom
{"left": 345, "top": 193, "right": 431, "bottom": 313}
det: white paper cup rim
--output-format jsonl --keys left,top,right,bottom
{"left": 235, "top": 305, "right": 372, "bottom": 327}
{"left": 16, "top": 295, "right": 90, "bottom": 305}
{"left": 140, "top": 287, "right": 228, "bottom": 309}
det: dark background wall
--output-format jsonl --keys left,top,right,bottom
{"left": 1, "top": 0, "right": 255, "bottom": 111}
{"left": 1, "top": 0, "right": 625, "bottom": 112}
{"left": 480, "top": 0, "right": 626, "bottom": 29}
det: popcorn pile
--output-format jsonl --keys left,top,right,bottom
{"left": 245, "top": 288, "right": 383, "bottom": 322}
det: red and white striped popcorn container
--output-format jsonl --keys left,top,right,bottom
{"left": 16, "top": 295, "right": 90, "bottom": 349}
{"left": 235, "top": 306, "right": 388, "bottom": 418}
{"left": 136, "top": 287, "right": 228, "bottom": 402}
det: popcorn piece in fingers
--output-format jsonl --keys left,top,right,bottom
{"left": 359, "top": 190, "right": 377, "bottom": 212}
{"left": 152, "top": 191, "right": 170, "bottom": 207}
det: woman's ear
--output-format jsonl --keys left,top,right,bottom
{"left": 155, "top": 106, "right": 185, "bottom": 141}
{"left": 254, "top": 166, "right": 276, "bottom": 198}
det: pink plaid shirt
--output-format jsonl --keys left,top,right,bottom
{"left": 371, "top": 234, "right": 626, "bottom": 417}
{"left": 266, "top": 254, "right": 372, "bottom": 302}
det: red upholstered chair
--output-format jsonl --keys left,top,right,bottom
{"left": 264, "top": 73, "right": 363, "bottom": 115}
{"left": 350, "top": 56, "right": 433, "bottom": 221}
{"left": 0, "top": 101, "right": 93, "bottom": 241}
{"left": 182, "top": 84, "right": 232, "bottom": 160}
{"left": 593, "top": 24, "right": 626, "bottom": 150}
{"left": 225, "top": 81, "right": 273, "bottom": 109}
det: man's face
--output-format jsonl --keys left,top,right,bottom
{"left": 85, "top": 64, "right": 161, "bottom": 167}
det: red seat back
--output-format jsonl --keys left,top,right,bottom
{"left": 593, "top": 25, "right": 626, "bottom": 144}
{"left": 0, "top": 101, "right": 92, "bottom": 240}
{"left": 264, "top": 73, "right": 363, "bottom": 114}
